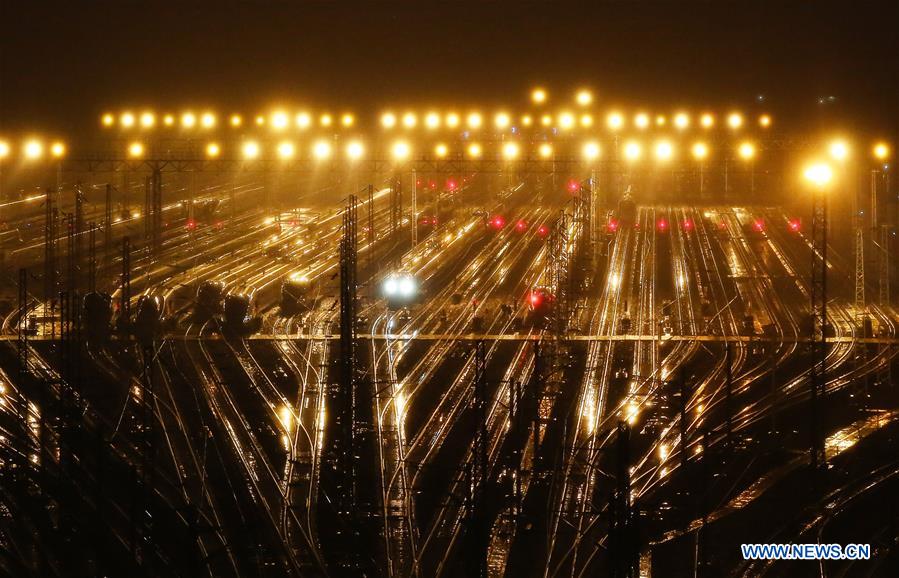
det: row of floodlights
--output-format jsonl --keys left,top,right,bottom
{"left": 99, "top": 109, "right": 774, "bottom": 132}
{"left": 0, "top": 137, "right": 890, "bottom": 164}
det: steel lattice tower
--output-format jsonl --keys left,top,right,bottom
{"left": 809, "top": 190, "right": 827, "bottom": 469}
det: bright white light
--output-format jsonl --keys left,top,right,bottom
{"left": 392, "top": 141, "right": 411, "bottom": 160}
{"left": 271, "top": 111, "right": 288, "bottom": 130}
{"left": 445, "top": 113, "right": 460, "bottom": 128}
{"left": 401, "top": 112, "right": 416, "bottom": 129}
{"left": 24, "top": 140, "right": 43, "bottom": 159}
{"left": 313, "top": 140, "right": 332, "bottom": 160}
{"left": 674, "top": 112, "right": 689, "bottom": 130}
{"left": 829, "top": 140, "right": 849, "bottom": 161}
{"left": 583, "top": 141, "right": 600, "bottom": 161}
{"left": 277, "top": 141, "right": 296, "bottom": 159}
{"left": 738, "top": 141, "right": 756, "bottom": 160}
{"left": 692, "top": 142, "right": 709, "bottom": 160}
{"left": 181, "top": 112, "right": 197, "bottom": 128}
{"left": 576, "top": 89, "right": 592, "bottom": 106}
{"left": 425, "top": 112, "right": 440, "bottom": 129}
{"left": 128, "top": 142, "right": 144, "bottom": 158}
{"left": 634, "top": 113, "right": 650, "bottom": 129}
{"left": 200, "top": 112, "right": 216, "bottom": 128}
{"left": 804, "top": 163, "right": 833, "bottom": 188}
{"left": 467, "top": 112, "right": 483, "bottom": 129}
{"left": 538, "top": 143, "right": 553, "bottom": 159}
{"left": 381, "top": 112, "right": 397, "bottom": 128}
{"left": 607, "top": 112, "right": 624, "bottom": 130}
{"left": 296, "top": 112, "right": 312, "bottom": 129}
{"left": 382, "top": 273, "right": 417, "bottom": 300}
{"left": 502, "top": 142, "right": 519, "bottom": 160}
{"left": 242, "top": 141, "right": 260, "bottom": 159}
{"left": 398, "top": 276, "right": 415, "bottom": 297}
{"left": 624, "top": 141, "right": 641, "bottom": 161}
{"left": 50, "top": 141, "right": 66, "bottom": 159}
{"left": 346, "top": 141, "right": 364, "bottom": 160}
{"left": 655, "top": 140, "right": 674, "bottom": 161}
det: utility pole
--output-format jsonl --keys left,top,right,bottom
{"left": 411, "top": 169, "right": 418, "bottom": 246}
{"left": 464, "top": 340, "right": 489, "bottom": 578}
{"left": 610, "top": 420, "right": 637, "bottom": 578}
{"left": 338, "top": 195, "right": 358, "bottom": 518}
{"left": 119, "top": 237, "right": 132, "bottom": 332}
{"left": 810, "top": 187, "right": 827, "bottom": 469}
{"left": 725, "top": 341, "right": 733, "bottom": 449}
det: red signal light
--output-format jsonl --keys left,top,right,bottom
{"left": 537, "top": 224, "right": 550, "bottom": 238}
{"left": 682, "top": 219, "right": 693, "bottom": 231}
{"left": 528, "top": 290, "right": 543, "bottom": 308}
{"left": 607, "top": 219, "right": 619, "bottom": 232}
{"left": 753, "top": 219, "right": 765, "bottom": 232}
{"left": 187, "top": 219, "right": 196, "bottom": 230}
{"left": 788, "top": 219, "right": 801, "bottom": 232}
{"left": 515, "top": 219, "right": 528, "bottom": 232}
{"left": 489, "top": 215, "right": 506, "bottom": 229}
{"left": 657, "top": 218, "right": 668, "bottom": 232}
{"left": 567, "top": 179, "right": 580, "bottom": 193}
{"left": 446, "top": 179, "right": 458, "bottom": 191}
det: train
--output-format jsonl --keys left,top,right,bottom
{"left": 280, "top": 274, "right": 312, "bottom": 314}
{"left": 382, "top": 272, "right": 419, "bottom": 311}
{"left": 223, "top": 292, "right": 261, "bottom": 334}
{"left": 134, "top": 295, "right": 166, "bottom": 345}
{"left": 82, "top": 292, "right": 112, "bottom": 340}
{"left": 195, "top": 280, "right": 225, "bottom": 320}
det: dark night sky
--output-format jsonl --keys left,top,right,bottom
{"left": 1, "top": 1, "right": 897, "bottom": 138}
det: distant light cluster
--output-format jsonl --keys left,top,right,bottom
{"left": 98, "top": 107, "right": 775, "bottom": 135}
{"left": 0, "top": 90, "right": 892, "bottom": 166}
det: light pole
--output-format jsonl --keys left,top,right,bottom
{"left": 692, "top": 142, "right": 708, "bottom": 200}
{"left": 739, "top": 141, "right": 756, "bottom": 196}
{"left": 583, "top": 141, "right": 600, "bottom": 248}
{"left": 390, "top": 141, "right": 412, "bottom": 245}
{"left": 804, "top": 162, "right": 833, "bottom": 470}
{"left": 0, "top": 140, "right": 8, "bottom": 264}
